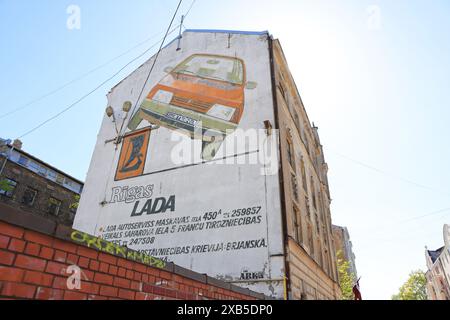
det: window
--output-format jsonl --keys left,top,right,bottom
{"left": 37, "top": 165, "right": 47, "bottom": 177}
{"left": 70, "top": 204, "right": 77, "bottom": 215}
{"left": 18, "top": 155, "right": 28, "bottom": 166}
{"left": 317, "top": 240, "right": 323, "bottom": 267}
{"left": 293, "top": 205, "right": 302, "bottom": 244}
{"left": 300, "top": 158, "right": 308, "bottom": 192}
{"left": 55, "top": 174, "right": 65, "bottom": 185}
{"left": 0, "top": 178, "right": 17, "bottom": 197}
{"left": 28, "top": 161, "right": 40, "bottom": 173}
{"left": 47, "top": 197, "right": 62, "bottom": 216}
{"left": 315, "top": 213, "right": 320, "bottom": 234}
{"left": 307, "top": 223, "right": 314, "bottom": 256}
{"left": 291, "top": 174, "right": 299, "bottom": 202}
{"left": 46, "top": 170, "right": 57, "bottom": 182}
{"left": 304, "top": 133, "right": 310, "bottom": 153}
{"left": 293, "top": 112, "right": 300, "bottom": 131}
{"left": 324, "top": 248, "right": 330, "bottom": 276}
{"left": 22, "top": 187, "right": 37, "bottom": 206}
{"left": 311, "top": 177, "right": 317, "bottom": 209}
{"left": 278, "top": 84, "right": 287, "bottom": 103}
{"left": 305, "top": 195, "right": 311, "bottom": 218}
{"left": 286, "top": 132, "right": 295, "bottom": 170}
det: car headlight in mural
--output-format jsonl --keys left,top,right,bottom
{"left": 127, "top": 54, "right": 257, "bottom": 161}
{"left": 206, "top": 104, "right": 236, "bottom": 121}
{"left": 152, "top": 90, "right": 174, "bottom": 104}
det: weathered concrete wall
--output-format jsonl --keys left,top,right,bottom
{"left": 74, "top": 30, "right": 285, "bottom": 298}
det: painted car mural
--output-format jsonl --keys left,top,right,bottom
{"left": 127, "top": 54, "right": 257, "bottom": 160}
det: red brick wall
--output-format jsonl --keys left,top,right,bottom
{"left": 0, "top": 220, "right": 261, "bottom": 300}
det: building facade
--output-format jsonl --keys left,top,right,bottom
{"left": 73, "top": 30, "right": 339, "bottom": 299}
{"left": 0, "top": 139, "right": 83, "bottom": 226}
{"left": 425, "top": 224, "right": 450, "bottom": 300}
{"left": 332, "top": 225, "right": 357, "bottom": 278}
{"left": 271, "top": 39, "right": 340, "bottom": 299}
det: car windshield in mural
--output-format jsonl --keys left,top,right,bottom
{"left": 127, "top": 54, "right": 256, "bottom": 161}
{"left": 173, "top": 55, "right": 244, "bottom": 85}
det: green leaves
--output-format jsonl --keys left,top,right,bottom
{"left": 0, "top": 179, "right": 13, "bottom": 193}
{"left": 70, "top": 194, "right": 80, "bottom": 210}
{"left": 391, "top": 270, "right": 427, "bottom": 300}
{"left": 337, "top": 250, "right": 356, "bottom": 300}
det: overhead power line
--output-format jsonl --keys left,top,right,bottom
{"left": 328, "top": 149, "right": 450, "bottom": 198}
{"left": 3, "top": 0, "right": 196, "bottom": 131}
{"left": 120, "top": 0, "right": 183, "bottom": 135}
{"left": 0, "top": 29, "right": 173, "bottom": 121}
{"left": 17, "top": 25, "right": 180, "bottom": 139}
{"left": 363, "top": 208, "right": 450, "bottom": 243}
{"left": 184, "top": 0, "right": 196, "bottom": 18}
{"left": 15, "top": 0, "right": 195, "bottom": 140}
{"left": 399, "top": 207, "right": 450, "bottom": 224}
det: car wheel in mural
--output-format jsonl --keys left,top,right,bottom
{"left": 127, "top": 54, "right": 257, "bottom": 160}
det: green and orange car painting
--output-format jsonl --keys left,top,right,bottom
{"left": 127, "top": 54, "right": 257, "bottom": 160}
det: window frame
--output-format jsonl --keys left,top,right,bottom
{"left": 22, "top": 187, "right": 38, "bottom": 206}
{"left": 47, "top": 197, "right": 62, "bottom": 216}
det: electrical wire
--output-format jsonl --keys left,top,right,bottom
{"left": 94, "top": 0, "right": 185, "bottom": 235}
{"left": 1, "top": 0, "right": 196, "bottom": 121}
{"left": 328, "top": 149, "right": 450, "bottom": 198}
{"left": 184, "top": 0, "right": 196, "bottom": 18}
{"left": 399, "top": 207, "right": 450, "bottom": 224}
{"left": 119, "top": 0, "right": 183, "bottom": 136}
{"left": 0, "top": 28, "right": 178, "bottom": 121}
{"left": 16, "top": 25, "right": 181, "bottom": 139}
{"left": 13, "top": 0, "right": 191, "bottom": 140}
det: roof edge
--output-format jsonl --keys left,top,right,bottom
{"left": 183, "top": 29, "right": 269, "bottom": 36}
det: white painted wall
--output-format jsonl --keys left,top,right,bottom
{"left": 74, "top": 30, "right": 285, "bottom": 298}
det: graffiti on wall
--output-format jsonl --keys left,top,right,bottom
{"left": 70, "top": 230, "right": 166, "bottom": 269}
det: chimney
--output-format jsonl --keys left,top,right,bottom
{"left": 12, "top": 139, "right": 22, "bottom": 150}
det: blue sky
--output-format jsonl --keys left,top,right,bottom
{"left": 1, "top": 0, "right": 450, "bottom": 299}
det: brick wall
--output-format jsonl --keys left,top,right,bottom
{"left": 0, "top": 217, "right": 266, "bottom": 300}
{"left": 0, "top": 160, "right": 80, "bottom": 226}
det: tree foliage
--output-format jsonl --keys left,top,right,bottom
{"left": 337, "top": 250, "right": 356, "bottom": 300}
{"left": 70, "top": 195, "right": 80, "bottom": 210}
{"left": 0, "top": 179, "right": 13, "bottom": 193}
{"left": 391, "top": 270, "right": 427, "bottom": 300}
